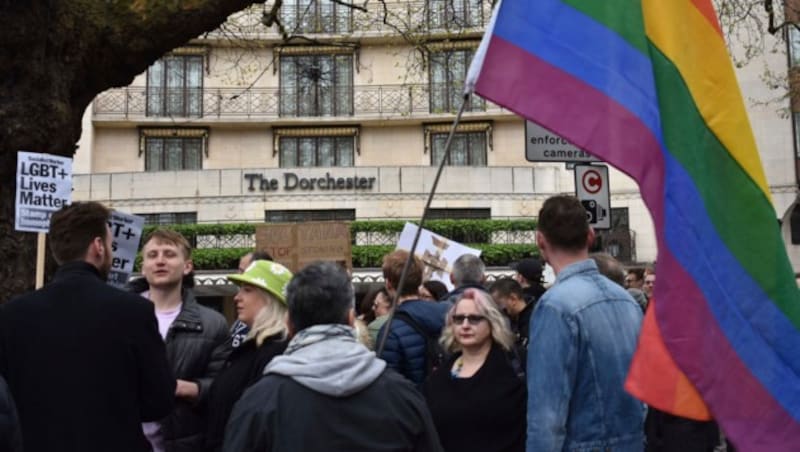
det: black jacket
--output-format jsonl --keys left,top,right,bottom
{"left": 423, "top": 343, "right": 526, "bottom": 452}
{"left": 205, "top": 336, "right": 287, "bottom": 452}
{"left": 130, "top": 278, "right": 231, "bottom": 452}
{"left": 0, "top": 374, "right": 22, "bottom": 452}
{"left": 223, "top": 369, "right": 442, "bottom": 452}
{"left": 0, "top": 262, "right": 175, "bottom": 452}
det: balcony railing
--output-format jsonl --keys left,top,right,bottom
{"left": 92, "top": 84, "right": 501, "bottom": 120}
{"left": 213, "top": 1, "right": 490, "bottom": 37}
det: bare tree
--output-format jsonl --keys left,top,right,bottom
{"left": 0, "top": 1, "right": 270, "bottom": 302}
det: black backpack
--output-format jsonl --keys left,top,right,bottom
{"left": 393, "top": 311, "right": 448, "bottom": 377}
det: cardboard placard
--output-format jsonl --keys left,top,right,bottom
{"left": 107, "top": 210, "right": 145, "bottom": 288}
{"left": 255, "top": 222, "right": 352, "bottom": 273}
{"left": 15, "top": 151, "right": 73, "bottom": 233}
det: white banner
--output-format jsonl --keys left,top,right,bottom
{"left": 15, "top": 151, "right": 73, "bottom": 233}
{"left": 396, "top": 223, "right": 482, "bottom": 291}
{"left": 107, "top": 211, "right": 145, "bottom": 288}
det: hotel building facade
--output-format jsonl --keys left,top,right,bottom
{"left": 70, "top": 2, "right": 800, "bottom": 284}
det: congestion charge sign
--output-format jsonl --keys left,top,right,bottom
{"left": 574, "top": 164, "right": 611, "bottom": 230}
{"left": 524, "top": 121, "right": 599, "bottom": 163}
{"left": 15, "top": 151, "right": 73, "bottom": 233}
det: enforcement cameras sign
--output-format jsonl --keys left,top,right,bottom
{"left": 525, "top": 121, "right": 599, "bottom": 163}
{"left": 15, "top": 151, "right": 73, "bottom": 233}
{"left": 574, "top": 164, "right": 611, "bottom": 230}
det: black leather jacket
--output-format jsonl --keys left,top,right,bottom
{"left": 130, "top": 278, "right": 230, "bottom": 452}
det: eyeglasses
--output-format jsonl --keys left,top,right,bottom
{"left": 452, "top": 314, "right": 486, "bottom": 326}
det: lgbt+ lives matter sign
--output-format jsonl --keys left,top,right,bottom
{"left": 15, "top": 151, "right": 72, "bottom": 233}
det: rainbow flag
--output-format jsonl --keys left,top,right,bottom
{"left": 466, "top": 0, "right": 800, "bottom": 449}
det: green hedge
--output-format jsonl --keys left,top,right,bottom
{"left": 135, "top": 219, "right": 538, "bottom": 271}
{"left": 135, "top": 244, "right": 538, "bottom": 271}
{"left": 141, "top": 219, "right": 537, "bottom": 247}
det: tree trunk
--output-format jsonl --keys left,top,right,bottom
{"left": 0, "top": 0, "right": 262, "bottom": 302}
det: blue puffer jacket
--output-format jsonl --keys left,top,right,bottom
{"left": 378, "top": 299, "right": 451, "bottom": 386}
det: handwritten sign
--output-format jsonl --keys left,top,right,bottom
{"left": 255, "top": 222, "right": 352, "bottom": 272}
{"left": 107, "top": 211, "right": 145, "bottom": 288}
{"left": 15, "top": 151, "right": 72, "bottom": 232}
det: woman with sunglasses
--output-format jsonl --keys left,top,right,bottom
{"left": 423, "top": 288, "right": 526, "bottom": 452}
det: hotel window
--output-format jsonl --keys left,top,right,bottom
{"left": 429, "top": 46, "right": 485, "bottom": 113}
{"left": 265, "top": 209, "right": 356, "bottom": 222}
{"left": 427, "top": 0, "right": 483, "bottom": 30}
{"left": 280, "top": 0, "right": 353, "bottom": 33}
{"left": 140, "top": 128, "right": 208, "bottom": 171}
{"left": 274, "top": 127, "right": 358, "bottom": 167}
{"left": 146, "top": 50, "right": 204, "bottom": 117}
{"left": 279, "top": 50, "right": 353, "bottom": 117}
{"left": 140, "top": 212, "right": 197, "bottom": 225}
{"left": 426, "top": 122, "right": 490, "bottom": 166}
{"left": 790, "top": 26, "right": 800, "bottom": 67}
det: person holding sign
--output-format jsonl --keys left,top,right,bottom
{"left": 0, "top": 202, "right": 175, "bottom": 452}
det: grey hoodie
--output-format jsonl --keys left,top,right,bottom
{"left": 264, "top": 324, "right": 386, "bottom": 397}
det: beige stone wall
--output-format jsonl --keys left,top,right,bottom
{"left": 92, "top": 128, "right": 140, "bottom": 173}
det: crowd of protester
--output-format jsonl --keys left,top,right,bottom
{"left": 0, "top": 196, "right": 733, "bottom": 452}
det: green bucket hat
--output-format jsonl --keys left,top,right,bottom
{"left": 227, "top": 260, "right": 293, "bottom": 305}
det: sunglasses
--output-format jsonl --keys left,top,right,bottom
{"left": 452, "top": 314, "right": 486, "bottom": 326}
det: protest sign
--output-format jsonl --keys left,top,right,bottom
{"left": 107, "top": 211, "right": 145, "bottom": 288}
{"left": 396, "top": 223, "right": 481, "bottom": 291}
{"left": 255, "top": 222, "right": 352, "bottom": 272}
{"left": 15, "top": 151, "right": 72, "bottom": 233}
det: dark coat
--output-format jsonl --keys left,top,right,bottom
{"left": 130, "top": 278, "right": 231, "bottom": 452}
{"left": 0, "top": 374, "right": 22, "bottom": 452}
{"left": 423, "top": 343, "right": 526, "bottom": 452}
{"left": 378, "top": 299, "right": 451, "bottom": 385}
{"left": 205, "top": 336, "right": 287, "bottom": 452}
{"left": 222, "top": 369, "right": 443, "bottom": 452}
{"left": 0, "top": 261, "right": 175, "bottom": 452}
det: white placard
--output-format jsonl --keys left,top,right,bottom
{"left": 107, "top": 211, "right": 145, "bottom": 288}
{"left": 15, "top": 151, "right": 73, "bottom": 233}
{"left": 574, "top": 164, "right": 611, "bottom": 230}
{"left": 396, "top": 223, "right": 482, "bottom": 291}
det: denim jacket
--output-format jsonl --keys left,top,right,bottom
{"left": 526, "top": 259, "right": 645, "bottom": 452}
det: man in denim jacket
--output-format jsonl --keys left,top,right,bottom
{"left": 527, "top": 196, "right": 644, "bottom": 451}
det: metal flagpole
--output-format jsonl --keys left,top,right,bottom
{"left": 375, "top": 93, "right": 472, "bottom": 356}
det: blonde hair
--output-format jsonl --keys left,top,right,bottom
{"left": 246, "top": 289, "right": 289, "bottom": 346}
{"left": 440, "top": 289, "right": 515, "bottom": 353}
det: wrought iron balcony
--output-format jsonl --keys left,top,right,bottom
{"left": 212, "top": 1, "right": 490, "bottom": 38}
{"left": 92, "top": 84, "right": 501, "bottom": 121}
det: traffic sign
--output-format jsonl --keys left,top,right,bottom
{"left": 525, "top": 121, "right": 599, "bottom": 163}
{"left": 574, "top": 164, "right": 611, "bottom": 230}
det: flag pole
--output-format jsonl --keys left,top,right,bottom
{"left": 35, "top": 232, "right": 46, "bottom": 289}
{"left": 376, "top": 94, "right": 471, "bottom": 356}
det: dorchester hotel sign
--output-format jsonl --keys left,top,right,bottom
{"left": 244, "top": 172, "right": 377, "bottom": 192}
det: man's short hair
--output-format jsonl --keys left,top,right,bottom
{"left": 538, "top": 195, "right": 590, "bottom": 252}
{"left": 142, "top": 228, "right": 192, "bottom": 259}
{"left": 287, "top": 261, "right": 354, "bottom": 332}
{"left": 627, "top": 267, "right": 645, "bottom": 282}
{"left": 489, "top": 277, "right": 524, "bottom": 299}
{"left": 48, "top": 202, "right": 111, "bottom": 265}
{"left": 251, "top": 250, "right": 273, "bottom": 261}
{"left": 382, "top": 250, "right": 423, "bottom": 297}
{"left": 590, "top": 252, "right": 625, "bottom": 287}
{"left": 451, "top": 254, "right": 485, "bottom": 286}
